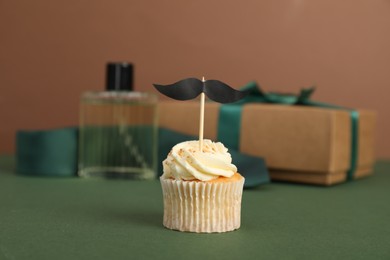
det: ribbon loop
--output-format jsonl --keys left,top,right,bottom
{"left": 16, "top": 127, "right": 78, "bottom": 177}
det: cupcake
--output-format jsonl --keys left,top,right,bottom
{"left": 160, "top": 139, "right": 245, "bottom": 233}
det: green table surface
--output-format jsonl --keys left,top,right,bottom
{"left": 1, "top": 156, "right": 389, "bottom": 260}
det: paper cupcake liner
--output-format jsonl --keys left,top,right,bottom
{"left": 160, "top": 177, "right": 244, "bottom": 233}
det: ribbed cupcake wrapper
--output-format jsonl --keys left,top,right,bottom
{"left": 160, "top": 177, "right": 245, "bottom": 233}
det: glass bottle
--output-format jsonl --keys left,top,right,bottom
{"left": 78, "top": 62, "right": 158, "bottom": 180}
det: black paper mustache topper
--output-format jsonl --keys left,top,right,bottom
{"left": 153, "top": 78, "right": 247, "bottom": 103}
{"left": 153, "top": 77, "right": 247, "bottom": 151}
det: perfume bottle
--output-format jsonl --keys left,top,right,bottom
{"left": 78, "top": 62, "right": 158, "bottom": 180}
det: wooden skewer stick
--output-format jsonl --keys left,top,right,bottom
{"left": 199, "top": 76, "right": 206, "bottom": 151}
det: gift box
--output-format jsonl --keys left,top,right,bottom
{"left": 158, "top": 85, "right": 376, "bottom": 186}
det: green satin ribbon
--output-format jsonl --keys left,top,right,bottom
{"left": 217, "top": 82, "right": 359, "bottom": 180}
{"left": 15, "top": 126, "right": 270, "bottom": 187}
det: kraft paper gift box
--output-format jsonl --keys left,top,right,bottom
{"left": 158, "top": 97, "right": 376, "bottom": 186}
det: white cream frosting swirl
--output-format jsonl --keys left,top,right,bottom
{"left": 161, "top": 139, "right": 237, "bottom": 181}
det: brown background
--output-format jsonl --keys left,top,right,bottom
{"left": 0, "top": 0, "right": 389, "bottom": 158}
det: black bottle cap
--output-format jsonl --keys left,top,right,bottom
{"left": 106, "top": 62, "right": 133, "bottom": 91}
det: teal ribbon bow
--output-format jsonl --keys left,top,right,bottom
{"left": 217, "top": 82, "right": 359, "bottom": 180}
